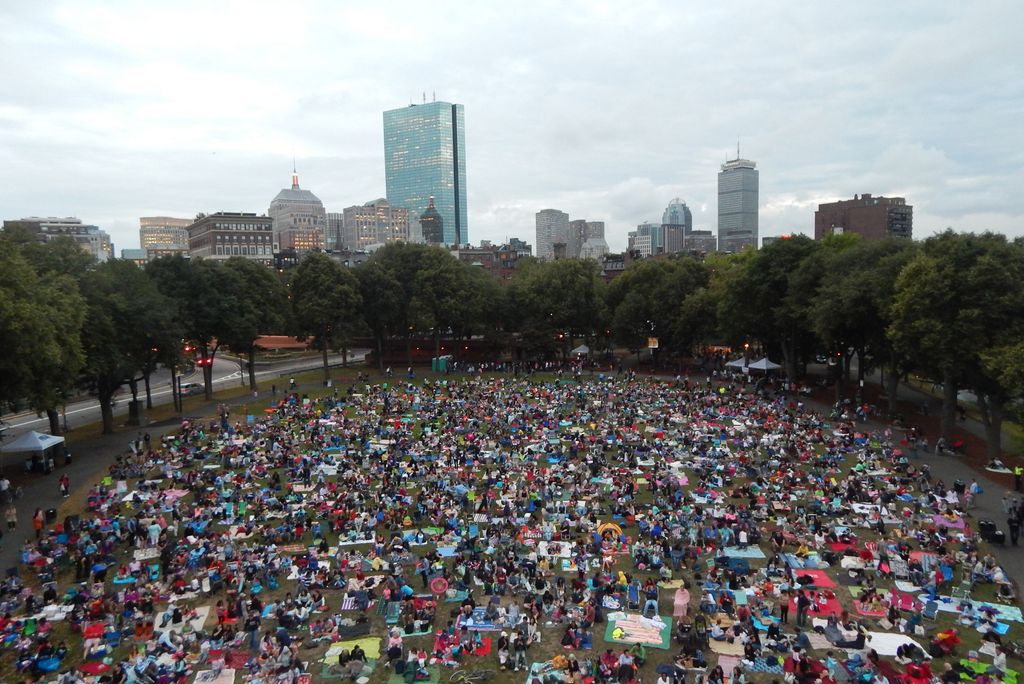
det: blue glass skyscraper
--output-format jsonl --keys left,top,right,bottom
{"left": 383, "top": 101, "right": 467, "bottom": 246}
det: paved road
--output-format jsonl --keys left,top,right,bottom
{"left": 0, "top": 352, "right": 366, "bottom": 439}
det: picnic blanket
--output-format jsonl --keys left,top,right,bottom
{"left": 154, "top": 606, "right": 210, "bottom": 635}
{"left": 673, "top": 587, "right": 690, "bottom": 618}
{"left": 928, "top": 597, "right": 1024, "bottom": 622}
{"left": 605, "top": 612, "right": 672, "bottom": 650}
{"left": 932, "top": 514, "right": 966, "bottom": 530}
{"left": 537, "top": 541, "right": 574, "bottom": 558}
{"left": 794, "top": 569, "right": 835, "bottom": 588}
{"left": 708, "top": 639, "right": 745, "bottom": 656}
{"left": 387, "top": 666, "right": 440, "bottom": 684}
{"left": 865, "top": 632, "right": 926, "bottom": 657}
{"left": 790, "top": 594, "right": 843, "bottom": 618}
{"left": 721, "top": 546, "right": 766, "bottom": 559}
{"left": 457, "top": 607, "right": 503, "bottom": 631}
{"left": 853, "top": 600, "right": 887, "bottom": 617}
{"left": 326, "top": 637, "right": 381, "bottom": 660}
{"left": 193, "top": 669, "right": 236, "bottom": 684}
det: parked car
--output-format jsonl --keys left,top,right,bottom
{"left": 180, "top": 382, "right": 204, "bottom": 396}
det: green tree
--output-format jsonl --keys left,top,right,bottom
{"left": 221, "top": 258, "right": 289, "bottom": 389}
{"left": 806, "top": 238, "right": 916, "bottom": 412}
{"left": 508, "top": 259, "right": 606, "bottom": 359}
{"left": 605, "top": 257, "right": 709, "bottom": 366}
{"left": 148, "top": 257, "right": 246, "bottom": 400}
{"left": 718, "top": 237, "right": 821, "bottom": 378}
{"left": 0, "top": 236, "right": 90, "bottom": 434}
{"left": 357, "top": 259, "right": 403, "bottom": 372}
{"left": 291, "top": 253, "right": 363, "bottom": 379}
{"left": 0, "top": 247, "right": 85, "bottom": 435}
{"left": 890, "top": 231, "right": 1024, "bottom": 452}
{"left": 79, "top": 260, "right": 171, "bottom": 433}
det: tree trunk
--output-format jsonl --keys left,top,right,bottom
{"left": 406, "top": 334, "right": 413, "bottom": 367}
{"left": 248, "top": 348, "right": 257, "bottom": 390}
{"left": 99, "top": 394, "right": 115, "bottom": 435}
{"left": 781, "top": 342, "right": 797, "bottom": 381}
{"left": 977, "top": 393, "right": 1005, "bottom": 462}
{"left": 376, "top": 335, "right": 385, "bottom": 372}
{"left": 203, "top": 361, "right": 214, "bottom": 401}
{"left": 127, "top": 378, "right": 140, "bottom": 426}
{"left": 321, "top": 346, "right": 330, "bottom": 380}
{"left": 940, "top": 371, "right": 957, "bottom": 440}
{"left": 143, "top": 370, "right": 153, "bottom": 409}
{"left": 342, "top": 346, "right": 348, "bottom": 367}
{"left": 885, "top": 356, "right": 900, "bottom": 418}
{"left": 434, "top": 331, "right": 441, "bottom": 364}
{"left": 46, "top": 408, "right": 62, "bottom": 436}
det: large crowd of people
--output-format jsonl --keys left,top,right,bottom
{"left": 5, "top": 371, "right": 1020, "bottom": 684}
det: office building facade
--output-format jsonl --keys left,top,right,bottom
{"left": 268, "top": 171, "right": 326, "bottom": 253}
{"left": 419, "top": 196, "right": 444, "bottom": 245}
{"left": 814, "top": 194, "right": 913, "bottom": 241}
{"left": 718, "top": 157, "right": 759, "bottom": 252}
{"left": 341, "top": 199, "right": 412, "bottom": 250}
{"left": 384, "top": 101, "right": 467, "bottom": 246}
{"left": 3, "top": 216, "right": 113, "bottom": 261}
{"left": 567, "top": 219, "right": 587, "bottom": 259}
{"left": 187, "top": 212, "right": 273, "bottom": 263}
{"left": 535, "top": 209, "right": 570, "bottom": 261}
{"left": 140, "top": 216, "right": 191, "bottom": 260}
{"left": 636, "top": 222, "right": 664, "bottom": 254}
{"left": 326, "top": 213, "right": 344, "bottom": 252}
{"left": 579, "top": 221, "right": 609, "bottom": 259}
{"left": 662, "top": 198, "right": 693, "bottom": 233}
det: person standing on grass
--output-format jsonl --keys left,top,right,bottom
{"left": 5, "top": 505, "right": 15, "bottom": 531}
{"left": 32, "top": 508, "right": 44, "bottom": 539}
{"left": 59, "top": 473, "right": 70, "bottom": 498}
{"left": 796, "top": 590, "right": 810, "bottom": 627}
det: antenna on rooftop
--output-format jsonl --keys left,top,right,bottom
{"left": 422, "top": 91, "right": 426, "bottom": 103}
{"left": 736, "top": 140, "right": 740, "bottom": 159}
{"left": 432, "top": 90, "right": 436, "bottom": 102}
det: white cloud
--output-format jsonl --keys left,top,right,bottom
{"left": 0, "top": 1, "right": 1022, "bottom": 252}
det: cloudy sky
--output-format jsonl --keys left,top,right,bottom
{"left": 1, "top": 1, "right": 1021, "bottom": 252}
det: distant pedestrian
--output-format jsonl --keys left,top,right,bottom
{"left": 5, "top": 505, "right": 16, "bottom": 531}
{"left": 59, "top": 473, "right": 70, "bottom": 498}
{"left": 32, "top": 508, "right": 44, "bottom": 539}
{"left": 1015, "top": 466, "right": 1023, "bottom": 492}
{"left": 1008, "top": 515, "right": 1021, "bottom": 547}
{"left": 796, "top": 590, "right": 810, "bottom": 627}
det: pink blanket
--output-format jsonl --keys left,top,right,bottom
{"left": 673, "top": 588, "right": 690, "bottom": 618}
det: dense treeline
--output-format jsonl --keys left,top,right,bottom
{"left": 1, "top": 230, "right": 1022, "bottom": 458}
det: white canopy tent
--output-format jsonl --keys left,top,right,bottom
{"left": 748, "top": 357, "right": 782, "bottom": 372}
{"left": 0, "top": 430, "right": 65, "bottom": 472}
{"left": 724, "top": 357, "right": 749, "bottom": 369}
{"left": 0, "top": 430, "right": 64, "bottom": 453}
{"left": 570, "top": 344, "right": 590, "bottom": 357}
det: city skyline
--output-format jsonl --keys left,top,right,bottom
{"left": 0, "top": 3, "right": 1020, "bottom": 253}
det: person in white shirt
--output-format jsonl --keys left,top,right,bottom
{"left": 993, "top": 646, "right": 1007, "bottom": 673}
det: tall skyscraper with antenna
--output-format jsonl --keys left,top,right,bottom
{"left": 383, "top": 101, "right": 468, "bottom": 246}
{"left": 717, "top": 145, "right": 758, "bottom": 252}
